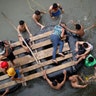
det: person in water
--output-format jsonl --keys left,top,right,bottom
{"left": 32, "top": 10, "right": 45, "bottom": 29}
{"left": 17, "top": 20, "right": 32, "bottom": 37}
{"left": 49, "top": 3, "right": 64, "bottom": 19}
{"left": 74, "top": 41, "right": 93, "bottom": 65}
{"left": 50, "top": 23, "right": 66, "bottom": 63}
{"left": 0, "top": 40, "right": 16, "bottom": 66}
{"left": 63, "top": 20, "right": 84, "bottom": 37}
{"left": 43, "top": 70, "right": 66, "bottom": 90}
{"left": 69, "top": 75, "right": 88, "bottom": 88}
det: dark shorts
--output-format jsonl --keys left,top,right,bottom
{"left": 7, "top": 52, "right": 15, "bottom": 61}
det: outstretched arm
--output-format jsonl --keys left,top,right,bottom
{"left": 43, "top": 70, "right": 53, "bottom": 88}
{"left": 84, "top": 24, "right": 96, "bottom": 32}
{"left": 78, "top": 75, "right": 85, "bottom": 83}
{"left": 2, "top": 88, "right": 9, "bottom": 96}
{"left": 32, "top": 15, "right": 44, "bottom": 29}
{"left": 74, "top": 84, "right": 88, "bottom": 88}
{"left": 59, "top": 70, "right": 67, "bottom": 88}
{"left": 24, "top": 23, "right": 32, "bottom": 37}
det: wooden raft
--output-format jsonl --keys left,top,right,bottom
{"left": 0, "top": 30, "right": 74, "bottom": 89}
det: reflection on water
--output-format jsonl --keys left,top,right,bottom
{"left": 0, "top": 0, "right": 96, "bottom": 96}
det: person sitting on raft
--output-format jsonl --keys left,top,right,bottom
{"left": 0, "top": 61, "right": 10, "bottom": 74}
{"left": 50, "top": 23, "right": 67, "bottom": 63}
{"left": 69, "top": 75, "right": 88, "bottom": 88}
{"left": 7, "top": 67, "right": 23, "bottom": 81}
{"left": 49, "top": 3, "right": 64, "bottom": 19}
{"left": 74, "top": 41, "right": 93, "bottom": 65}
{"left": 18, "top": 33, "right": 32, "bottom": 56}
{"left": 17, "top": 20, "right": 32, "bottom": 38}
{"left": 0, "top": 40, "right": 16, "bottom": 66}
{"left": 32, "top": 10, "right": 45, "bottom": 29}
{"left": 62, "top": 20, "right": 84, "bottom": 37}
{"left": 43, "top": 70, "right": 66, "bottom": 90}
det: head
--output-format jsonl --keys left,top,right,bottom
{"left": 0, "top": 61, "right": 8, "bottom": 69}
{"left": 88, "top": 57, "right": 94, "bottom": 62}
{"left": 35, "top": 10, "right": 41, "bottom": 15}
{"left": 52, "top": 80, "right": 57, "bottom": 86}
{"left": 75, "top": 24, "right": 81, "bottom": 30}
{"left": 19, "top": 20, "right": 25, "bottom": 25}
{"left": 82, "top": 42, "right": 88, "bottom": 48}
{"left": 52, "top": 3, "right": 58, "bottom": 9}
{"left": 7, "top": 67, "right": 16, "bottom": 77}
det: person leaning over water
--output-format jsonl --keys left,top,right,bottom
{"left": 69, "top": 75, "right": 88, "bottom": 89}
{"left": 43, "top": 70, "right": 66, "bottom": 90}
{"left": 50, "top": 23, "right": 66, "bottom": 64}
{"left": 49, "top": 3, "right": 64, "bottom": 19}
{"left": 0, "top": 40, "right": 16, "bottom": 66}
{"left": 32, "top": 10, "right": 46, "bottom": 29}
{"left": 63, "top": 20, "right": 84, "bottom": 37}
{"left": 74, "top": 41, "right": 93, "bottom": 65}
{"left": 17, "top": 20, "right": 32, "bottom": 37}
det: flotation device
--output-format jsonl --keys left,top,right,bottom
{"left": 85, "top": 54, "right": 96, "bottom": 67}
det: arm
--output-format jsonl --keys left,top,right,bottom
{"left": 84, "top": 24, "right": 96, "bottom": 32}
{"left": 64, "top": 25, "right": 77, "bottom": 34}
{"left": 32, "top": 15, "right": 44, "bottom": 29}
{"left": 24, "top": 23, "right": 32, "bottom": 37}
{"left": 49, "top": 6, "right": 53, "bottom": 17}
{"left": 58, "top": 70, "right": 66, "bottom": 88}
{"left": 2, "top": 88, "right": 9, "bottom": 96}
{"left": 43, "top": 70, "right": 53, "bottom": 88}
{"left": 58, "top": 3, "right": 64, "bottom": 13}
{"left": 74, "top": 84, "right": 88, "bottom": 88}
{"left": 78, "top": 75, "right": 84, "bottom": 83}
{"left": 18, "top": 34, "right": 29, "bottom": 52}
{"left": 75, "top": 41, "right": 84, "bottom": 52}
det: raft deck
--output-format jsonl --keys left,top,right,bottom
{"left": 0, "top": 30, "right": 74, "bottom": 90}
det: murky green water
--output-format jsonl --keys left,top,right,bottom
{"left": 0, "top": 0, "right": 96, "bottom": 96}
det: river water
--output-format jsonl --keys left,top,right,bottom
{"left": 0, "top": 0, "right": 96, "bottom": 96}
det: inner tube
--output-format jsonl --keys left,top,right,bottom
{"left": 85, "top": 54, "right": 96, "bottom": 67}
{"left": 37, "top": 25, "right": 84, "bottom": 80}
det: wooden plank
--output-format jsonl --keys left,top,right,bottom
{"left": 11, "top": 31, "right": 52, "bottom": 47}
{"left": 24, "top": 61, "right": 75, "bottom": 81}
{"left": 0, "top": 60, "right": 74, "bottom": 89}
{"left": 14, "top": 43, "right": 70, "bottom": 66}
{"left": 22, "top": 53, "right": 73, "bottom": 73}
{"left": 0, "top": 53, "right": 72, "bottom": 81}
{"left": 13, "top": 39, "right": 52, "bottom": 55}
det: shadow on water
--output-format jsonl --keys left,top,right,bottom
{"left": 0, "top": 0, "right": 96, "bottom": 96}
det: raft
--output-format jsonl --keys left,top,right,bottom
{"left": 0, "top": 25, "right": 84, "bottom": 94}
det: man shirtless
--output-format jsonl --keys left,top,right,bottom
{"left": 32, "top": 10, "right": 45, "bottom": 29}
{"left": 69, "top": 75, "right": 88, "bottom": 88}
{"left": 43, "top": 70, "right": 66, "bottom": 90}
{"left": 17, "top": 20, "right": 32, "bottom": 37}
{"left": 63, "top": 20, "right": 84, "bottom": 37}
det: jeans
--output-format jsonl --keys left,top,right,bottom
{"left": 50, "top": 34, "right": 64, "bottom": 60}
